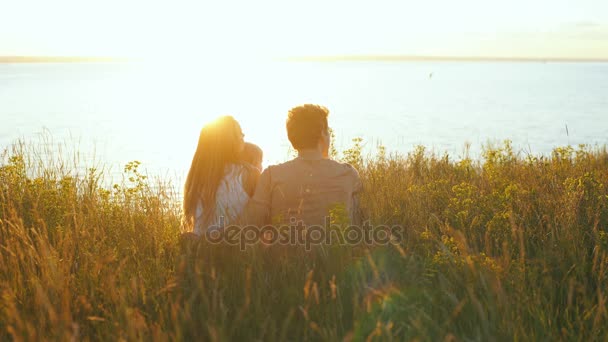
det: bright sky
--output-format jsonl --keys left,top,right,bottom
{"left": 1, "top": 0, "right": 608, "bottom": 59}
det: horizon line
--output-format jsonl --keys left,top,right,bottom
{"left": 0, "top": 56, "right": 131, "bottom": 63}
{"left": 282, "top": 55, "right": 608, "bottom": 63}
{"left": 1, "top": 55, "right": 608, "bottom": 63}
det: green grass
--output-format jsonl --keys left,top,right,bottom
{"left": 1, "top": 138, "right": 607, "bottom": 341}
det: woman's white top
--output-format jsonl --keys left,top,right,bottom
{"left": 193, "top": 163, "right": 250, "bottom": 236}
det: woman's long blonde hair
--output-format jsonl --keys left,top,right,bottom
{"left": 183, "top": 116, "right": 244, "bottom": 228}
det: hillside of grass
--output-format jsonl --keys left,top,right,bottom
{"left": 1, "top": 139, "right": 607, "bottom": 341}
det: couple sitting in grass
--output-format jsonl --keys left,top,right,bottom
{"left": 182, "top": 104, "right": 362, "bottom": 242}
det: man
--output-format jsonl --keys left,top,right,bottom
{"left": 245, "top": 104, "right": 362, "bottom": 228}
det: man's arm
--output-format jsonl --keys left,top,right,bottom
{"left": 240, "top": 167, "right": 272, "bottom": 227}
{"left": 241, "top": 163, "right": 261, "bottom": 197}
{"left": 350, "top": 166, "right": 364, "bottom": 227}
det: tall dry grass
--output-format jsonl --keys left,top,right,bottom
{"left": 1, "top": 138, "right": 607, "bottom": 341}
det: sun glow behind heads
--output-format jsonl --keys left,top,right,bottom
{"left": 2, "top": 0, "right": 608, "bottom": 59}
{"left": 110, "top": 59, "right": 317, "bottom": 170}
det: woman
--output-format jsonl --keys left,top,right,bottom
{"left": 183, "top": 116, "right": 259, "bottom": 236}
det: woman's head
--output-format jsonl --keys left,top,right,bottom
{"left": 240, "top": 142, "right": 263, "bottom": 171}
{"left": 183, "top": 116, "right": 244, "bottom": 225}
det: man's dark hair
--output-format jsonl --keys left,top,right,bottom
{"left": 286, "top": 104, "right": 329, "bottom": 150}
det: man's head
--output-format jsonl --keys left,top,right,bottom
{"left": 286, "top": 104, "right": 330, "bottom": 156}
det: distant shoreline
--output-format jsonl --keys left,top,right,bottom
{"left": 282, "top": 55, "right": 608, "bottom": 63}
{"left": 0, "top": 56, "right": 129, "bottom": 63}
{"left": 1, "top": 55, "right": 607, "bottom": 64}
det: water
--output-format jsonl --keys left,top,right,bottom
{"left": 1, "top": 61, "right": 607, "bottom": 181}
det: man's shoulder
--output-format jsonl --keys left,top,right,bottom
{"left": 260, "top": 159, "right": 296, "bottom": 178}
{"left": 261, "top": 160, "right": 288, "bottom": 174}
{"left": 268, "top": 158, "right": 359, "bottom": 177}
{"left": 329, "top": 159, "right": 360, "bottom": 175}
{"left": 336, "top": 160, "right": 358, "bottom": 171}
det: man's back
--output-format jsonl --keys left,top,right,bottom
{"left": 247, "top": 150, "right": 362, "bottom": 227}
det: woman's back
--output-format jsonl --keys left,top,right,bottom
{"left": 193, "top": 163, "right": 250, "bottom": 235}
